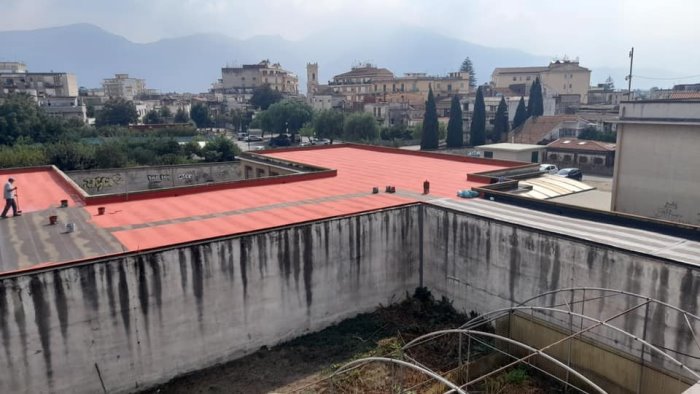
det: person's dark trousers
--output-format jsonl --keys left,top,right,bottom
{"left": 1, "top": 198, "right": 17, "bottom": 217}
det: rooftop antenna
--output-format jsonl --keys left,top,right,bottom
{"left": 625, "top": 47, "right": 634, "bottom": 100}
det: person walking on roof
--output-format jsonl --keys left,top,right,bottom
{"left": 1, "top": 178, "right": 20, "bottom": 218}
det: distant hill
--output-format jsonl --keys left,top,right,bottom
{"left": 3, "top": 23, "right": 651, "bottom": 93}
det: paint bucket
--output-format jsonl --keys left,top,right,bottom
{"left": 49, "top": 215, "right": 58, "bottom": 225}
{"left": 97, "top": 207, "right": 106, "bottom": 215}
{"left": 60, "top": 199, "right": 69, "bottom": 208}
{"left": 65, "top": 223, "right": 75, "bottom": 233}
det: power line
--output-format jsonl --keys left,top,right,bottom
{"left": 633, "top": 74, "right": 700, "bottom": 81}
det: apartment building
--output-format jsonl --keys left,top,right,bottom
{"left": 1, "top": 61, "right": 78, "bottom": 97}
{"left": 102, "top": 74, "right": 146, "bottom": 100}
{"left": 308, "top": 63, "right": 471, "bottom": 111}
{"left": 219, "top": 60, "right": 299, "bottom": 97}
{"left": 491, "top": 59, "right": 591, "bottom": 104}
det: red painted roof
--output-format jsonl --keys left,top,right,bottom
{"left": 0, "top": 145, "right": 518, "bottom": 271}
{"left": 0, "top": 167, "right": 80, "bottom": 213}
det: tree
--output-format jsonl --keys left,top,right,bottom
{"left": 313, "top": 109, "right": 345, "bottom": 143}
{"left": 492, "top": 97, "right": 509, "bottom": 143}
{"left": 513, "top": 97, "right": 528, "bottom": 130}
{"left": 95, "top": 98, "right": 139, "bottom": 127}
{"left": 159, "top": 106, "right": 172, "bottom": 120}
{"left": 420, "top": 86, "right": 439, "bottom": 150}
{"left": 459, "top": 57, "right": 477, "bottom": 89}
{"left": 604, "top": 76, "right": 615, "bottom": 91}
{"left": 174, "top": 107, "right": 190, "bottom": 123}
{"left": 190, "top": 102, "right": 211, "bottom": 128}
{"left": 143, "top": 109, "right": 163, "bottom": 124}
{"left": 527, "top": 77, "right": 544, "bottom": 118}
{"left": 0, "top": 93, "right": 68, "bottom": 145}
{"left": 249, "top": 84, "right": 283, "bottom": 110}
{"left": 446, "top": 95, "right": 463, "bottom": 148}
{"left": 469, "top": 87, "right": 486, "bottom": 146}
{"left": 45, "top": 142, "right": 96, "bottom": 170}
{"left": 343, "top": 112, "right": 379, "bottom": 142}
{"left": 94, "top": 141, "right": 128, "bottom": 168}
{"left": 261, "top": 99, "right": 313, "bottom": 136}
{"left": 201, "top": 136, "right": 240, "bottom": 162}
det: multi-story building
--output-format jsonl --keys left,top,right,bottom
{"left": 491, "top": 59, "right": 591, "bottom": 105}
{"left": 612, "top": 100, "right": 700, "bottom": 225}
{"left": 219, "top": 60, "right": 298, "bottom": 98}
{"left": 38, "top": 96, "right": 87, "bottom": 123}
{"left": 102, "top": 74, "right": 146, "bottom": 100}
{"left": 0, "top": 61, "right": 79, "bottom": 98}
{"left": 307, "top": 63, "right": 471, "bottom": 111}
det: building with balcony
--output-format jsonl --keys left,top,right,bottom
{"left": 491, "top": 59, "right": 591, "bottom": 105}
{"left": 102, "top": 74, "right": 146, "bottom": 100}
{"left": 1, "top": 62, "right": 78, "bottom": 98}
{"left": 218, "top": 60, "right": 299, "bottom": 100}
{"left": 38, "top": 96, "right": 87, "bottom": 123}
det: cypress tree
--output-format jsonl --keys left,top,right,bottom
{"left": 420, "top": 86, "right": 439, "bottom": 150}
{"left": 513, "top": 96, "right": 528, "bottom": 130}
{"left": 527, "top": 77, "right": 544, "bottom": 117}
{"left": 446, "top": 95, "right": 463, "bottom": 148}
{"left": 493, "top": 96, "right": 509, "bottom": 143}
{"left": 469, "top": 87, "right": 486, "bottom": 146}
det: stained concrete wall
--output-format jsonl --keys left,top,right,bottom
{"left": 67, "top": 162, "right": 244, "bottom": 195}
{"left": 422, "top": 205, "right": 700, "bottom": 375}
{"left": 0, "top": 206, "right": 420, "bottom": 393}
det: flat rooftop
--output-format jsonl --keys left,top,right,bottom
{"left": 0, "top": 145, "right": 515, "bottom": 273}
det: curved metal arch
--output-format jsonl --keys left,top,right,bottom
{"left": 516, "top": 287, "right": 700, "bottom": 322}
{"left": 458, "top": 306, "right": 700, "bottom": 381}
{"left": 402, "top": 329, "right": 607, "bottom": 394}
{"left": 330, "top": 356, "right": 467, "bottom": 394}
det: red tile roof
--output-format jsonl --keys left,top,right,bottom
{"left": 509, "top": 115, "right": 585, "bottom": 144}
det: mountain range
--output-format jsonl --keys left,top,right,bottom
{"left": 0, "top": 23, "right": 662, "bottom": 93}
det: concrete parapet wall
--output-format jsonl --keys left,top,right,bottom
{"left": 422, "top": 205, "right": 700, "bottom": 375}
{"left": 66, "top": 162, "right": 244, "bottom": 195}
{"left": 0, "top": 206, "right": 420, "bottom": 393}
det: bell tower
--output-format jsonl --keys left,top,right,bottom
{"left": 306, "top": 62, "right": 318, "bottom": 97}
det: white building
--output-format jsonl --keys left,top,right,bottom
{"left": 38, "top": 96, "right": 87, "bottom": 123}
{"left": 102, "top": 74, "right": 146, "bottom": 100}
{"left": 612, "top": 100, "right": 700, "bottom": 226}
{"left": 492, "top": 60, "right": 592, "bottom": 104}
{"left": 219, "top": 60, "right": 298, "bottom": 97}
{"left": 1, "top": 61, "right": 78, "bottom": 97}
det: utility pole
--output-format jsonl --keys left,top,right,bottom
{"left": 625, "top": 47, "right": 634, "bottom": 100}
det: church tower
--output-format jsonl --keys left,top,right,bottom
{"left": 306, "top": 62, "right": 318, "bottom": 97}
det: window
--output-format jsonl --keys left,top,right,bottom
{"left": 513, "top": 77, "right": 517, "bottom": 81}
{"left": 526, "top": 76, "right": 531, "bottom": 81}
{"left": 569, "top": 84, "right": 572, "bottom": 89}
{"left": 256, "top": 168, "right": 265, "bottom": 178}
{"left": 270, "top": 171, "right": 279, "bottom": 177}
{"left": 579, "top": 156, "right": 588, "bottom": 164}
{"left": 244, "top": 166, "right": 252, "bottom": 179}
{"left": 531, "top": 151, "right": 539, "bottom": 163}
{"left": 563, "top": 155, "right": 572, "bottom": 162}
{"left": 484, "top": 151, "right": 494, "bottom": 158}
{"left": 549, "top": 153, "right": 558, "bottom": 161}
{"left": 593, "top": 157, "right": 604, "bottom": 165}
{"left": 447, "top": 84, "right": 452, "bottom": 92}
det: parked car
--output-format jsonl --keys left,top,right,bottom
{"left": 236, "top": 132, "right": 249, "bottom": 141}
{"left": 539, "top": 164, "right": 559, "bottom": 174}
{"left": 245, "top": 135, "right": 263, "bottom": 142}
{"left": 269, "top": 134, "right": 291, "bottom": 147}
{"left": 556, "top": 168, "right": 583, "bottom": 181}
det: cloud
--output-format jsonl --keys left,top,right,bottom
{"left": 2, "top": 0, "right": 699, "bottom": 77}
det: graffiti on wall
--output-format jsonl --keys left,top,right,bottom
{"left": 654, "top": 201, "right": 683, "bottom": 222}
{"left": 81, "top": 174, "right": 123, "bottom": 193}
{"left": 147, "top": 173, "right": 171, "bottom": 185}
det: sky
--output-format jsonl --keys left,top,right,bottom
{"left": 3, "top": 0, "right": 700, "bottom": 81}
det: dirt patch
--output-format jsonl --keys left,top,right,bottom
{"left": 143, "top": 288, "right": 570, "bottom": 393}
